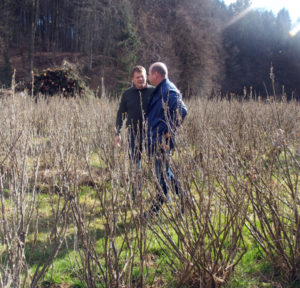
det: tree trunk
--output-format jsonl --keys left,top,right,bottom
{"left": 28, "top": 0, "right": 39, "bottom": 75}
{"left": 51, "top": 0, "right": 59, "bottom": 63}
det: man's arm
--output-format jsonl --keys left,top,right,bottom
{"left": 116, "top": 92, "right": 127, "bottom": 134}
{"left": 159, "top": 90, "right": 187, "bottom": 150}
{"left": 167, "top": 90, "right": 188, "bottom": 130}
{"left": 115, "top": 92, "right": 127, "bottom": 146}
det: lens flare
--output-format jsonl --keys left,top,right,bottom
{"left": 223, "top": 6, "right": 253, "bottom": 30}
{"left": 289, "top": 22, "right": 300, "bottom": 37}
{"left": 223, "top": 0, "right": 300, "bottom": 36}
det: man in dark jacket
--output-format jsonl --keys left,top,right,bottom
{"left": 115, "top": 65, "right": 155, "bottom": 199}
{"left": 146, "top": 62, "right": 188, "bottom": 216}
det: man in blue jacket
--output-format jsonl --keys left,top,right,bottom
{"left": 146, "top": 62, "right": 188, "bottom": 216}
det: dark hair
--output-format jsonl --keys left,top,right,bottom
{"left": 131, "top": 65, "right": 146, "bottom": 78}
{"left": 150, "top": 62, "right": 168, "bottom": 77}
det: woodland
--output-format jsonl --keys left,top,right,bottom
{"left": 0, "top": 0, "right": 299, "bottom": 98}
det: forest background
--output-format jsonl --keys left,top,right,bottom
{"left": 0, "top": 0, "right": 299, "bottom": 98}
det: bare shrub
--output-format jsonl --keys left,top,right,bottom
{"left": 0, "top": 91, "right": 299, "bottom": 287}
{"left": 181, "top": 97, "right": 299, "bottom": 286}
{"left": 239, "top": 99, "right": 300, "bottom": 284}
{"left": 143, "top": 98, "right": 249, "bottom": 287}
{"left": 0, "top": 94, "right": 74, "bottom": 287}
{"left": 66, "top": 95, "right": 158, "bottom": 287}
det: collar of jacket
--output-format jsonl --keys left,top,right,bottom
{"left": 133, "top": 83, "right": 150, "bottom": 91}
{"left": 153, "top": 78, "right": 167, "bottom": 93}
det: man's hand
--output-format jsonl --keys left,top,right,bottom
{"left": 115, "top": 135, "right": 121, "bottom": 147}
{"left": 161, "top": 132, "right": 170, "bottom": 151}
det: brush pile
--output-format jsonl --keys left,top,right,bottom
{"left": 27, "top": 61, "right": 90, "bottom": 97}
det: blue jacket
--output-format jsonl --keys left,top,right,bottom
{"left": 146, "top": 78, "right": 187, "bottom": 153}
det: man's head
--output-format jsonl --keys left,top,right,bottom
{"left": 148, "top": 62, "right": 168, "bottom": 86}
{"left": 131, "top": 65, "right": 147, "bottom": 90}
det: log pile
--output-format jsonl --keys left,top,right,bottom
{"left": 27, "top": 63, "right": 90, "bottom": 97}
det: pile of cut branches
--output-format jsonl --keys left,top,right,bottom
{"left": 27, "top": 62, "right": 91, "bottom": 97}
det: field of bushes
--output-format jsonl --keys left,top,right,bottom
{"left": 0, "top": 90, "right": 299, "bottom": 288}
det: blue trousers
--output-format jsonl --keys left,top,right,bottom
{"left": 150, "top": 149, "right": 185, "bottom": 214}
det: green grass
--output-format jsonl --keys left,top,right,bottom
{"left": 42, "top": 250, "right": 79, "bottom": 284}
{"left": 228, "top": 245, "right": 267, "bottom": 287}
{"left": 2, "top": 181, "right": 297, "bottom": 287}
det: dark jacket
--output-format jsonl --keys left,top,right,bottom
{"left": 116, "top": 85, "right": 155, "bottom": 135}
{"left": 146, "top": 78, "right": 187, "bottom": 153}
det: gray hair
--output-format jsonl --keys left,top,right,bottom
{"left": 150, "top": 62, "right": 168, "bottom": 78}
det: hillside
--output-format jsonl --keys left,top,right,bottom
{"left": 0, "top": 47, "right": 126, "bottom": 95}
{"left": 0, "top": 0, "right": 299, "bottom": 98}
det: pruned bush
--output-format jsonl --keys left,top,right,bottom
{"left": 0, "top": 91, "right": 299, "bottom": 287}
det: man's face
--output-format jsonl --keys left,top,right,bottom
{"left": 147, "top": 67, "right": 155, "bottom": 86}
{"left": 132, "top": 71, "right": 147, "bottom": 90}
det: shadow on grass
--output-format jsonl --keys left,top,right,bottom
{"left": 24, "top": 225, "right": 106, "bottom": 267}
{"left": 24, "top": 218, "right": 136, "bottom": 268}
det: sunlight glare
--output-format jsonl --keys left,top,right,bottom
{"left": 289, "top": 23, "right": 300, "bottom": 37}
{"left": 223, "top": 6, "right": 253, "bottom": 30}
{"left": 223, "top": 0, "right": 300, "bottom": 35}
